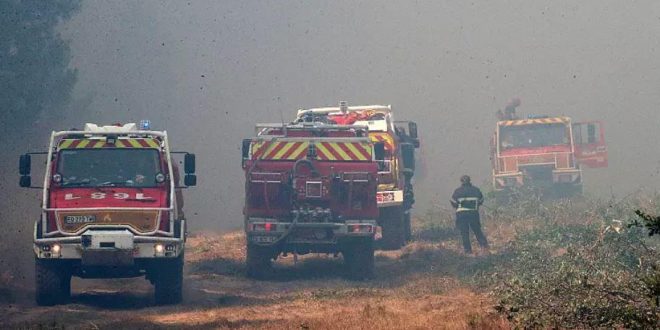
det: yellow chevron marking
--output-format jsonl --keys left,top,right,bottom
{"left": 362, "top": 142, "right": 373, "bottom": 157}
{"left": 77, "top": 140, "right": 90, "bottom": 148}
{"left": 500, "top": 117, "right": 568, "bottom": 126}
{"left": 344, "top": 142, "right": 367, "bottom": 161}
{"left": 288, "top": 142, "right": 308, "bottom": 160}
{"left": 272, "top": 142, "right": 295, "bottom": 159}
{"left": 328, "top": 142, "right": 351, "bottom": 160}
{"left": 262, "top": 142, "right": 282, "bottom": 158}
{"left": 59, "top": 140, "right": 73, "bottom": 149}
{"left": 145, "top": 139, "right": 160, "bottom": 148}
{"left": 370, "top": 133, "right": 394, "bottom": 148}
{"left": 250, "top": 141, "right": 264, "bottom": 157}
{"left": 315, "top": 143, "right": 336, "bottom": 160}
{"left": 93, "top": 140, "right": 105, "bottom": 148}
{"left": 128, "top": 139, "right": 142, "bottom": 148}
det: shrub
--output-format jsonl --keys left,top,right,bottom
{"left": 490, "top": 194, "right": 660, "bottom": 328}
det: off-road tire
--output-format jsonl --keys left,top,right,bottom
{"left": 246, "top": 244, "right": 274, "bottom": 280}
{"left": 404, "top": 211, "right": 412, "bottom": 242}
{"left": 343, "top": 238, "right": 375, "bottom": 280}
{"left": 153, "top": 254, "right": 184, "bottom": 305}
{"left": 35, "top": 259, "right": 71, "bottom": 306}
{"left": 379, "top": 206, "right": 406, "bottom": 250}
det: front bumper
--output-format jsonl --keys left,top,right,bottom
{"left": 34, "top": 230, "right": 183, "bottom": 261}
{"left": 493, "top": 169, "right": 581, "bottom": 190}
{"left": 245, "top": 219, "right": 376, "bottom": 245}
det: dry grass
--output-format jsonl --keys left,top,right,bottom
{"left": 140, "top": 229, "right": 509, "bottom": 329}
{"left": 0, "top": 226, "right": 511, "bottom": 329}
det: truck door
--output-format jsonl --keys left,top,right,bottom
{"left": 572, "top": 121, "right": 608, "bottom": 168}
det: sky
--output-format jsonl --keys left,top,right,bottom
{"left": 40, "top": 0, "right": 660, "bottom": 231}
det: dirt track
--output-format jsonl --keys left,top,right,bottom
{"left": 0, "top": 229, "right": 509, "bottom": 329}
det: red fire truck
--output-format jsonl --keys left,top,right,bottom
{"left": 491, "top": 115, "right": 607, "bottom": 199}
{"left": 241, "top": 122, "right": 380, "bottom": 279}
{"left": 295, "top": 103, "right": 419, "bottom": 249}
{"left": 19, "top": 122, "right": 196, "bottom": 305}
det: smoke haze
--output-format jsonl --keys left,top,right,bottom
{"left": 7, "top": 0, "right": 660, "bottom": 236}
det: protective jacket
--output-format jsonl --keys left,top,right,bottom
{"left": 450, "top": 184, "right": 484, "bottom": 213}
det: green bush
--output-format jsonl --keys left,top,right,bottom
{"left": 490, "top": 194, "right": 660, "bottom": 328}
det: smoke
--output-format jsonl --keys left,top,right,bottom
{"left": 6, "top": 0, "right": 660, "bottom": 237}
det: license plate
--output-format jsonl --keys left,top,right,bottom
{"left": 251, "top": 235, "right": 277, "bottom": 243}
{"left": 64, "top": 215, "right": 96, "bottom": 224}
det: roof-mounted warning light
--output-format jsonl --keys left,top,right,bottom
{"left": 139, "top": 119, "right": 151, "bottom": 130}
{"left": 527, "top": 114, "right": 550, "bottom": 119}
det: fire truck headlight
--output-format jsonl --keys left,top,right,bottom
{"left": 349, "top": 224, "right": 374, "bottom": 233}
{"left": 155, "top": 244, "right": 164, "bottom": 253}
{"left": 51, "top": 244, "right": 61, "bottom": 254}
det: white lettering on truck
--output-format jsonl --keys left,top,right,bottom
{"left": 64, "top": 193, "right": 154, "bottom": 200}
{"left": 114, "top": 192, "right": 129, "bottom": 199}
{"left": 64, "top": 193, "right": 81, "bottom": 200}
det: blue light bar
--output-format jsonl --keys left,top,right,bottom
{"left": 139, "top": 119, "right": 151, "bottom": 130}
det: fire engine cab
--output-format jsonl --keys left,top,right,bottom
{"left": 19, "top": 122, "right": 196, "bottom": 305}
{"left": 491, "top": 114, "right": 607, "bottom": 198}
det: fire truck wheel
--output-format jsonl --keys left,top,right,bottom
{"left": 343, "top": 238, "right": 375, "bottom": 280}
{"left": 379, "top": 206, "right": 406, "bottom": 250}
{"left": 153, "top": 253, "right": 184, "bottom": 305}
{"left": 246, "top": 244, "right": 274, "bottom": 280}
{"left": 35, "top": 259, "right": 71, "bottom": 306}
{"left": 404, "top": 212, "right": 412, "bottom": 242}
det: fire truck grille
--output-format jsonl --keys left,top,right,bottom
{"left": 55, "top": 210, "right": 160, "bottom": 234}
{"left": 521, "top": 165, "right": 554, "bottom": 182}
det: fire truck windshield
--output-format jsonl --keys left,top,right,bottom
{"left": 56, "top": 148, "right": 163, "bottom": 187}
{"left": 499, "top": 123, "right": 569, "bottom": 150}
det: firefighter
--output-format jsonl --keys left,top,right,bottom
{"left": 450, "top": 175, "right": 489, "bottom": 254}
{"left": 503, "top": 97, "right": 521, "bottom": 120}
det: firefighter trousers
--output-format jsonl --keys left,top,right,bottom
{"left": 455, "top": 212, "right": 489, "bottom": 253}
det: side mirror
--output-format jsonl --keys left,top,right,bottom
{"left": 242, "top": 139, "right": 251, "bottom": 160}
{"left": 374, "top": 142, "right": 385, "bottom": 162}
{"left": 20, "top": 175, "right": 31, "bottom": 188}
{"left": 408, "top": 122, "right": 418, "bottom": 139}
{"left": 242, "top": 139, "right": 251, "bottom": 167}
{"left": 184, "top": 153, "right": 196, "bottom": 174}
{"left": 401, "top": 143, "right": 415, "bottom": 171}
{"left": 184, "top": 174, "right": 197, "bottom": 186}
{"left": 19, "top": 154, "right": 31, "bottom": 175}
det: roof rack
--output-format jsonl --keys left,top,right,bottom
{"left": 53, "top": 123, "right": 166, "bottom": 139}
{"left": 255, "top": 122, "right": 369, "bottom": 136}
{"left": 296, "top": 104, "right": 392, "bottom": 117}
